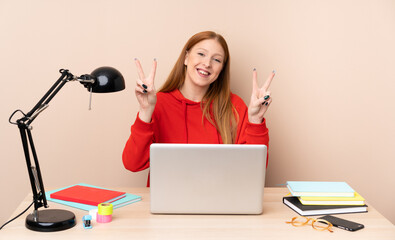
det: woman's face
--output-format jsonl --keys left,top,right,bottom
{"left": 184, "top": 39, "right": 225, "bottom": 90}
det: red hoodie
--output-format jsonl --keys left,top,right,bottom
{"left": 122, "top": 89, "right": 269, "bottom": 186}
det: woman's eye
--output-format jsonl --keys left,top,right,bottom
{"left": 198, "top": 52, "right": 205, "bottom": 56}
{"left": 214, "top": 58, "right": 222, "bottom": 63}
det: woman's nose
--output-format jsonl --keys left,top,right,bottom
{"left": 202, "top": 58, "right": 211, "bottom": 68}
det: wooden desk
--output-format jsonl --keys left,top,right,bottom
{"left": 2, "top": 188, "right": 394, "bottom": 239}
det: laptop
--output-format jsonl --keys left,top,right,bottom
{"left": 149, "top": 144, "right": 267, "bottom": 214}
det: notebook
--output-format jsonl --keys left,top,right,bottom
{"left": 299, "top": 192, "right": 365, "bottom": 205}
{"left": 149, "top": 144, "right": 267, "bottom": 214}
{"left": 283, "top": 196, "right": 368, "bottom": 216}
{"left": 50, "top": 184, "right": 126, "bottom": 206}
{"left": 46, "top": 183, "right": 142, "bottom": 211}
{"left": 287, "top": 181, "right": 355, "bottom": 197}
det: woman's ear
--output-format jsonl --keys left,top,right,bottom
{"left": 184, "top": 51, "right": 189, "bottom": 66}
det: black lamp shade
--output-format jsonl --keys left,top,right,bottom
{"left": 90, "top": 66, "right": 125, "bottom": 93}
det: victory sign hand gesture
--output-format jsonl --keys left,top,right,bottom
{"left": 248, "top": 69, "right": 275, "bottom": 124}
{"left": 134, "top": 58, "right": 157, "bottom": 123}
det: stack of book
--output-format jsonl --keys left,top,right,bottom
{"left": 46, "top": 183, "right": 142, "bottom": 211}
{"left": 283, "top": 181, "right": 368, "bottom": 216}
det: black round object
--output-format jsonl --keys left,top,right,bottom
{"left": 90, "top": 66, "right": 125, "bottom": 93}
{"left": 25, "top": 209, "right": 76, "bottom": 232}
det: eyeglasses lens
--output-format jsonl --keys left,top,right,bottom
{"left": 312, "top": 220, "right": 332, "bottom": 232}
{"left": 291, "top": 217, "right": 309, "bottom": 226}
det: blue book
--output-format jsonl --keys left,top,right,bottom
{"left": 287, "top": 181, "right": 355, "bottom": 197}
{"left": 46, "top": 183, "right": 142, "bottom": 211}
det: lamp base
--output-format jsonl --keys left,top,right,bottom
{"left": 26, "top": 209, "right": 76, "bottom": 232}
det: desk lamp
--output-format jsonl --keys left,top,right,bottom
{"left": 9, "top": 67, "right": 125, "bottom": 232}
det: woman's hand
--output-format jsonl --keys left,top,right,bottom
{"left": 134, "top": 58, "right": 157, "bottom": 123}
{"left": 248, "top": 69, "right": 275, "bottom": 124}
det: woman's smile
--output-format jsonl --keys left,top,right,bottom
{"left": 197, "top": 68, "right": 211, "bottom": 77}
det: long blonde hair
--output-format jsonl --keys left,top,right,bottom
{"left": 159, "top": 31, "right": 238, "bottom": 144}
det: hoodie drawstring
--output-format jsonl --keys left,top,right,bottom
{"left": 182, "top": 100, "right": 188, "bottom": 143}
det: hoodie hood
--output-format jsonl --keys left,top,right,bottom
{"left": 169, "top": 89, "right": 202, "bottom": 105}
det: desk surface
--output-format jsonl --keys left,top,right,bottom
{"left": 2, "top": 187, "right": 394, "bottom": 240}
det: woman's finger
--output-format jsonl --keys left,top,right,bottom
{"left": 134, "top": 58, "right": 146, "bottom": 81}
{"left": 148, "top": 58, "right": 157, "bottom": 83}
{"left": 136, "top": 79, "right": 147, "bottom": 89}
{"left": 252, "top": 68, "right": 258, "bottom": 94}
{"left": 135, "top": 85, "right": 146, "bottom": 94}
{"left": 265, "top": 98, "right": 273, "bottom": 107}
{"left": 259, "top": 97, "right": 272, "bottom": 107}
{"left": 261, "top": 91, "right": 271, "bottom": 105}
{"left": 262, "top": 70, "right": 276, "bottom": 92}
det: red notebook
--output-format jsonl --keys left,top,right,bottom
{"left": 50, "top": 185, "right": 126, "bottom": 206}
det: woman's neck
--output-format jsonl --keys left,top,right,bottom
{"left": 179, "top": 81, "right": 209, "bottom": 102}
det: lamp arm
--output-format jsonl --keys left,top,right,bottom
{"left": 18, "top": 125, "right": 48, "bottom": 211}
{"left": 23, "top": 69, "right": 75, "bottom": 126}
{"left": 13, "top": 69, "right": 78, "bottom": 212}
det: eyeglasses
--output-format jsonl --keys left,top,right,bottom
{"left": 286, "top": 216, "right": 333, "bottom": 233}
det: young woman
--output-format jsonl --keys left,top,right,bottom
{"left": 122, "top": 31, "right": 275, "bottom": 186}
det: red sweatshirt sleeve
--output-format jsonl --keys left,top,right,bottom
{"left": 122, "top": 113, "right": 155, "bottom": 172}
{"left": 233, "top": 95, "right": 269, "bottom": 167}
{"left": 236, "top": 107, "right": 269, "bottom": 146}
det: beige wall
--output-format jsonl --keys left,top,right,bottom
{"left": 1, "top": 0, "right": 394, "bottom": 225}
